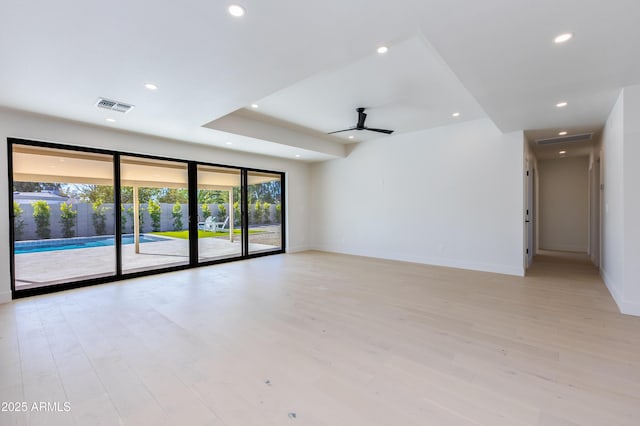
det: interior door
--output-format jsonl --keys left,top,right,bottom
{"left": 526, "top": 165, "right": 534, "bottom": 268}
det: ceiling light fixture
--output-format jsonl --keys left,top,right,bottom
{"left": 226, "top": 141, "right": 232, "bottom": 145}
{"left": 556, "top": 101, "right": 568, "bottom": 108}
{"left": 228, "top": 4, "right": 245, "bottom": 17}
{"left": 452, "top": 112, "right": 461, "bottom": 117}
{"left": 559, "top": 150, "right": 567, "bottom": 154}
{"left": 554, "top": 33, "right": 573, "bottom": 44}
{"left": 348, "top": 135, "right": 355, "bottom": 139}
{"left": 558, "top": 131, "right": 568, "bottom": 136}
{"left": 295, "top": 154, "right": 301, "bottom": 158}
{"left": 105, "top": 118, "right": 116, "bottom": 123}
{"left": 144, "top": 83, "right": 158, "bottom": 91}
{"left": 377, "top": 46, "right": 388, "bottom": 54}
{"left": 251, "top": 103, "right": 259, "bottom": 108}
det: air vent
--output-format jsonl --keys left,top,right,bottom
{"left": 536, "top": 132, "right": 593, "bottom": 145}
{"left": 96, "top": 98, "right": 134, "bottom": 114}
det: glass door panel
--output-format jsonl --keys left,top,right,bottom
{"left": 197, "top": 165, "right": 242, "bottom": 262}
{"left": 247, "top": 171, "right": 283, "bottom": 254}
{"left": 120, "top": 156, "right": 189, "bottom": 273}
{"left": 12, "top": 145, "right": 116, "bottom": 289}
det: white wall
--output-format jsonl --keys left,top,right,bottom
{"left": 0, "top": 108, "right": 312, "bottom": 303}
{"left": 600, "top": 85, "right": 640, "bottom": 316}
{"left": 310, "top": 118, "right": 525, "bottom": 276}
{"left": 600, "top": 91, "right": 625, "bottom": 310}
{"left": 622, "top": 86, "right": 640, "bottom": 306}
{"left": 538, "top": 156, "right": 589, "bottom": 252}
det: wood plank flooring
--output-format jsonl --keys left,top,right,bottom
{"left": 0, "top": 250, "right": 639, "bottom": 425}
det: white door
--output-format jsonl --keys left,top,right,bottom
{"left": 525, "top": 165, "right": 534, "bottom": 268}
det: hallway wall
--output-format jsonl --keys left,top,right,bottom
{"left": 538, "top": 156, "right": 589, "bottom": 252}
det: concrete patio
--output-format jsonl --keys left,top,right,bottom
{"left": 14, "top": 227, "right": 281, "bottom": 289}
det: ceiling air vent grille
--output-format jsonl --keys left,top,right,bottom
{"left": 96, "top": 98, "right": 134, "bottom": 113}
{"left": 536, "top": 132, "right": 593, "bottom": 145}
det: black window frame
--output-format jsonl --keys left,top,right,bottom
{"left": 7, "top": 137, "right": 286, "bottom": 299}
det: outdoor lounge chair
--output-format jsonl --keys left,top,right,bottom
{"left": 198, "top": 216, "right": 216, "bottom": 231}
{"left": 213, "top": 216, "right": 229, "bottom": 232}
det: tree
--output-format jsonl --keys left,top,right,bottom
{"left": 92, "top": 199, "right": 109, "bottom": 235}
{"left": 202, "top": 203, "right": 212, "bottom": 220}
{"left": 218, "top": 203, "right": 227, "bottom": 219}
{"left": 148, "top": 199, "right": 162, "bottom": 232}
{"left": 275, "top": 203, "right": 281, "bottom": 223}
{"left": 172, "top": 202, "right": 183, "bottom": 231}
{"left": 253, "top": 201, "right": 263, "bottom": 223}
{"left": 32, "top": 200, "right": 51, "bottom": 239}
{"left": 59, "top": 202, "right": 77, "bottom": 238}
{"left": 262, "top": 202, "right": 271, "bottom": 224}
{"left": 13, "top": 201, "right": 25, "bottom": 240}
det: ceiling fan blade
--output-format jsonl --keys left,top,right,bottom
{"left": 365, "top": 127, "right": 394, "bottom": 134}
{"left": 356, "top": 108, "right": 367, "bottom": 128}
{"left": 327, "top": 127, "right": 357, "bottom": 135}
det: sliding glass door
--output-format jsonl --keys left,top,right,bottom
{"left": 9, "top": 139, "right": 285, "bottom": 297}
{"left": 120, "top": 156, "right": 190, "bottom": 274}
{"left": 247, "top": 171, "right": 283, "bottom": 254}
{"left": 12, "top": 145, "right": 116, "bottom": 289}
{"left": 197, "top": 165, "right": 243, "bottom": 262}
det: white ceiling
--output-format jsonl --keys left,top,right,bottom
{"left": 1, "top": 1, "right": 639, "bottom": 162}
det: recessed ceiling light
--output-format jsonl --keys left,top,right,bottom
{"left": 452, "top": 112, "right": 461, "bottom": 117}
{"left": 556, "top": 101, "right": 568, "bottom": 108}
{"left": 377, "top": 46, "right": 388, "bottom": 54}
{"left": 558, "top": 131, "right": 568, "bottom": 136}
{"left": 559, "top": 150, "right": 567, "bottom": 154}
{"left": 106, "top": 118, "right": 116, "bottom": 123}
{"left": 348, "top": 135, "right": 355, "bottom": 139}
{"left": 554, "top": 33, "right": 573, "bottom": 44}
{"left": 144, "top": 83, "right": 158, "bottom": 91}
{"left": 295, "top": 154, "right": 301, "bottom": 158}
{"left": 228, "top": 4, "right": 245, "bottom": 17}
{"left": 226, "top": 141, "right": 232, "bottom": 145}
{"left": 251, "top": 103, "right": 259, "bottom": 108}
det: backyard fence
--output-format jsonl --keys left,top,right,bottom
{"left": 13, "top": 202, "right": 280, "bottom": 241}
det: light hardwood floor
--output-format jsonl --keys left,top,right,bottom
{"left": 1, "top": 250, "right": 639, "bottom": 425}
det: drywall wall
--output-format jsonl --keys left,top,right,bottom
{"left": 538, "top": 156, "right": 589, "bottom": 252}
{"left": 0, "top": 107, "right": 312, "bottom": 303}
{"left": 310, "top": 118, "right": 525, "bottom": 276}
{"left": 600, "top": 91, "right": 625, "bottom": 309}
{"left": 623, "top": 85, "right": 640, "bottom": 308}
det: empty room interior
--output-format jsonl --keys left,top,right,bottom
{"left": 2, "top": 1, "right": 640, "bottom": 425}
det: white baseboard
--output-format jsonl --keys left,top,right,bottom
{"left": 0, "top": 290, "right": 12, "bottom": 304}
{"left": 601, "top": 268, "right": 640, "bottom": 317}
{"left": 286, "top": 246, "right": 310, "bottom": 253}
{"left": 310, "top": 246, "right": 524, "bottom": 277}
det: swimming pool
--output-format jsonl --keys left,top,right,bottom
{"left": 14, "top": 234, "right": 170, "bottom": 254}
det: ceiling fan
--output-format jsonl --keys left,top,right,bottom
{"left": 328, "top": 107, "right": 394, "bottom": 135}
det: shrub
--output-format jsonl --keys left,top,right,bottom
{"left": 218, "top": 203, "right": 227, "bottom": 219}
{"left": 253, "top": 201, "right": 263, "bottom": 223}
{"left": 148, "top": 199, "right": 161, "bottom": 232}
{"left": 59, "top": 202, "right": 77, "bottom": 238}
{"left": 233, "top": 201, "right": 241, "bottom": 226}
{"left": 121, "top": 205, "right": 128, "bottom": 233}
{"left": 138, "top": 208, "right": 145, "bottom": 231}
{"left": 92, "top": 199, "right": 109, "bottom": 235}
{"left": 172, "top": 201, "right": 183, "bottom": 231}
{"left": 275, "top": 203, "right": 281, "bottom": 223}
{"left": 13, "top": 201, "right": 25, "bottom": 240}
{"left": 201, "top": 203, "right": 211, "bottom": 220}
{"left": 262, "top": 202, "right": 271, "bottom": 223}
{"left": 32, "top": 200, "right": 51, "bottom": 239}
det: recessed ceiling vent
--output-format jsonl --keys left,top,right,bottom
{"left": 536, "top": 132, "right": 593, "bottom": 145}
{"left": 96, "top": 98, "right": 134, "bottom": 113}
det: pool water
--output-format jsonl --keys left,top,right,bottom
{"left": 15, "top": 234, "right": 169, "bottom": 254}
